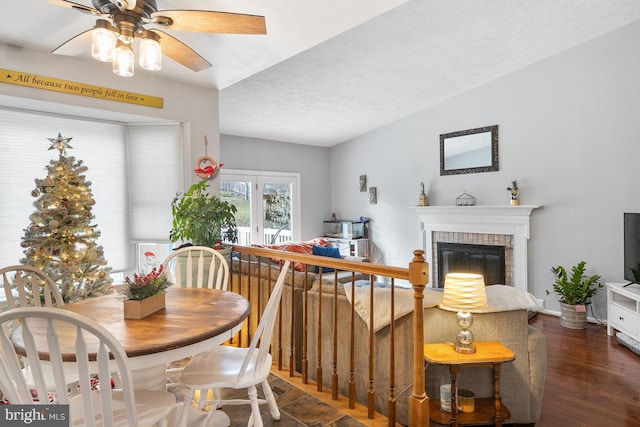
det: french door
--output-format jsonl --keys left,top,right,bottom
{"left": 220, "top": 170, "right": 300, "bottom": 245}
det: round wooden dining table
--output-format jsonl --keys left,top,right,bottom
{"left": 11, "top": 287, "right": 250, "bottom": 391}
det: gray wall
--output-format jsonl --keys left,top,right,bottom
{"left": 220, "top": 134, "right": 331, "bottom": 240}
{"left": 330, "top": 20, "right": 640, "bottom": 316}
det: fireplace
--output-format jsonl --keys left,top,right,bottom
{"left": 437, "top": 242, "right": 506, "bottom": 288}
{"left": 413, "top": 205, "right": 540, "bottom": 293}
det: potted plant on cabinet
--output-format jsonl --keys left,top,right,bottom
{"left": 547, "top": 261, "right": 603, "bottom": 329}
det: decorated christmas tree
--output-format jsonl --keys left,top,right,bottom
{"left": 20, "top": 133, "right": 112, "bottom": 302}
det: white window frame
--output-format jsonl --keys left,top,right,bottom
{"left": 220, "top": 169, "right": 301, "bottom": 245}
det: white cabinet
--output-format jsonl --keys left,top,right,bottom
{"left": 325, "top": 238, "right": 369, "bottom": 258}
{"left": 607, "top": 282, "right": 640, "bottom": 341}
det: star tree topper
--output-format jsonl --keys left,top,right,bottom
{"left": 48, "top": 133, "right": 73, "bottom": 155}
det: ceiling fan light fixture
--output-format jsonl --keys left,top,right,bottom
{"left": 113, "top": 39, "right": 134, "bottom": 77}
{"left": 91, "top": 19, "right": 116, "bottom": 62}
{"left": 53, "top": 0, "right": 266, "bottom": 76}
{"left": 139, "top": 31, "right": 161, "bottom": 71}
{"left": 116, "top": 19, "right": 136, "bottom": 44}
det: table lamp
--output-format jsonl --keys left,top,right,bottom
{"left": 440, "top": 273, "right": 488, "bottom": 354}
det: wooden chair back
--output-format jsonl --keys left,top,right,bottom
{"left": 0, "top": 306, "right": 138, "bottom": 426}
{"left": 161, "top": 246, "right": 229, "bottom": 290}
{"left": 0, "top": 265, "right": 64, "bottom": 310}
{"left": 238, "top": 260, "right": 290, "bottom": 380}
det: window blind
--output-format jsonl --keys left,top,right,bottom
{"left": 127, "top": 123, "right": 182, "bottom": 242}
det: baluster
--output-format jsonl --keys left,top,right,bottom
{"left": 331, "top": 269, "right": 338, "bottom": 400}
{"left": 348, "top": 272, "right": 356, "bottom": 408}
{"left": 368, "top": 275, "right": 376, "bottom": 418}
{"left": 316, "top": 269, "right": 323, "bottom": 391}
{"left": 388, "top": 277, "right": 397, "bottom": 426}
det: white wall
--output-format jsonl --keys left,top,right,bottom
{"left": 220, "top": 134, "right": 331, "bottom": 240}
{"left": 0, "top": 43, "right": 219, "bottom": 190}
{"left": 330, "top": 20, "right": 640, "bottom": 316}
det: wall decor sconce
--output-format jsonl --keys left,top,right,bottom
{"left": 359, "top": 175, "right": 367, "bottom": 192}
{"left": 369, "top": 187, "right": 377, "bottom": 205}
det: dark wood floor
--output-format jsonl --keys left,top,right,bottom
{"left": 529, "top": 313, "right": 640, "bottom": 427}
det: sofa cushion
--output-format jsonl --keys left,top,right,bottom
{"left": 343, "top": 284, "right": 442, "bottom": 332}
{"left": 312, "top": 245, "right": 341, "bottom": 273}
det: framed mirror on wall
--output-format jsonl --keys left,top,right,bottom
{"left": 440, "top": 125, "right": 499, "bottom": 175}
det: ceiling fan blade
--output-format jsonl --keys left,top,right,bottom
{"left": 152, "top": 10, "right": 266, "bottom": 34}
{"left": 51, "top": 28, "right": 94, "bottom": 56}
{"left": 150, "top": 30, "right": 212, "bottom": 72}
{"left": 46, "top": 0, "right": 103, "bottom": 16}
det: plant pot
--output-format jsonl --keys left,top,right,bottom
{"left": 124, "top": 293, "right": 165, "bottom": 319}
{"left": 560, "top": 302, "right": 587, "bottom": 329}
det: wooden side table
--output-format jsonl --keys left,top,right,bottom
{"left": 423, "top": 341, "right": 515, "bottom": 427}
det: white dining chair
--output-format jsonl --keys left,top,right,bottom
{"left": 161, "top": 245, "right": 231, "bottom": 398}
{"left": 160, "top": 245, "right": 229, "bottom": 290}
{"left": 178, "top": 260, "right": 291, "bottom": 427}
{"left": 0, "top": 306, "right": 177, "bottom": 427}
{"left": 0, "top": 264, "right": 85, "bottom": 394}
{"left": 0, "top": 264, "right": 65, "bottom": 310}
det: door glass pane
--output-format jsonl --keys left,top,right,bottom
{"left": 262, "top": 181, "right": 292, "bottom": 245}
{"left": 220, "top": 179, "right": 252, "bottom": 245}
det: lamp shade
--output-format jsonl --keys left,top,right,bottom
{"left": 440, "top": 273, "right": 488, "bottom": 311}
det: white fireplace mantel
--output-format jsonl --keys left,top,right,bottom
{"left": 412, "top": 205, "right": 541, "bottom": 292}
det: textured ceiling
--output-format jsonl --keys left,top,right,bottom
{"left": 2, "top": 1, "right": 640, "bottom": 147}
{"left": 221, "top": 0, "right": 640, "bottom": 146}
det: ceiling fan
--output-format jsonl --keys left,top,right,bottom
{"left": 48, "top": 0, "right": 266, "bottom": 76}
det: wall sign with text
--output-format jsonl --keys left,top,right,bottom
{"left": 0, "top": 68, "right": 163, "bottom": 108}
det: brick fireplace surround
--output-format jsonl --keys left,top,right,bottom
{"left": 414, "top": 205, "right": 540, "bottom": 293}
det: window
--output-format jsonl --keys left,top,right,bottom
{"left": 0, "top": 108, "right": 181, "bottom": 272}
{"left": 220, "top": 169, "right": 301, "bottom": 245}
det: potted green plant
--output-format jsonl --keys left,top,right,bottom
{"left": 547, "top": 261, "right": 602, "bottom": 329}
{"left": 170, "top": 180, "right": 238, "bottom": 249}
{"left": 170, "top": 180, "right": 238, "bottom": 281}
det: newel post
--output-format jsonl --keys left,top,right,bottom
{"left": 408, "top": 249, "right": 429, "bottom": 427}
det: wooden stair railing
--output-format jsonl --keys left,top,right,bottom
{"left": 229, "top": 245, "right": 430, "bottom": 427}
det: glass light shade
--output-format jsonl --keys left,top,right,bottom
{"left": 91, "top": 24, "right": 116, "bottom": 62}
{"left": 113, "top": 41, "right": 134, "bottom": 77}
{"left": 139, "top": 37, "right": 162, "bottom": 71}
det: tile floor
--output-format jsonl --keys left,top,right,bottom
{"left": 171, "top": 372, "right": 368, "bottom": 427}
{"left": 220, "top": 374, "right": 367, "bottom": 427}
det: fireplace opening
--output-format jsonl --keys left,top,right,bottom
{"left": 437, "top": 242, "right": 506, "bottom": 288}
